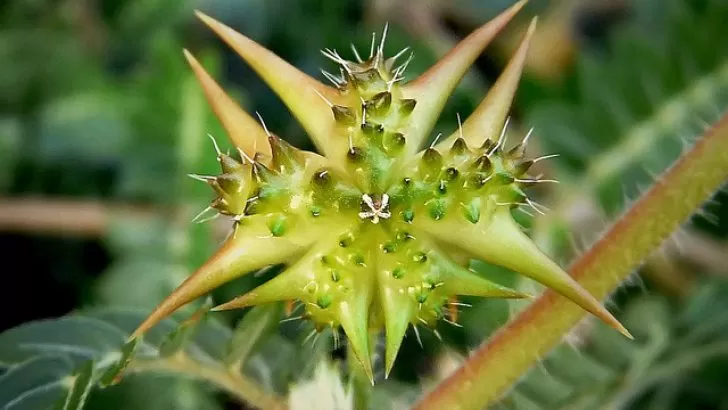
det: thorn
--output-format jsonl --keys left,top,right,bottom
{"left": 290, "top": 302, "right": 304, "bottom": 316}
{"left": 312, "top": 88, "right": 333, "bottom": 107}
{"left": 187, "top": 173, "right": 215, "bottom": 183}
{"left": 412, "top": 325, "right": 423, "bottom": 348}
{"left": 369, "top": 32, "right": 376, "bottom": 59}
{"left": 442, "top": 317, "right": 462, "bottom": 328}
{"left": 302, "top": 329, "right": 317, "bottom": 346}
{"left": 395, "top": 52, "right": 414, "bottom": 76}
{"left": 377, "top": 23, "right": 389, "bottom": 64}
{"left": 522, "top": 127, "right": 534, "bottom": 146}
{"left": 252, "top": 264, "right": 276, "bottom": 278}
{"left": 432, "top": 328, "right": 443, "bottom": 341}
{"left": 390, "top": 46, "right": 411, "bottom": 63}
{"left": 387, "top": 55, "right": 411, "bottom": 90}
{"left": 280, "top": 315, "right": 303, "bottom": 323}
{"left": 516, "top": 206, "right": 534, "bottom": 218}
{"left": 333, "top": 329, "right": 340, "bottom": 350}
{"left": 457, "top": 113, "right": 464, "bottom": 140}
{"left": 387, "top": 72, "right": 403, "bottom": 92}
{"left": 195, "top": 213, "right": 220, "bottom": 224}
{"left": 321, "top": 69, "right": 345, "bottom": 87}
{"left": 526, "top": 197, "right": 549, "bottom": 215}
{"left": 516, "top": 178, "right": 560, "bottom": 184}
{"left": 321, "top": 48, "right": 350, "bottom": 70}
{"left": 208, "top": 134, "right": 223, "bottom": 157}
{"left": 255, "top": 112, "right": 272, "bottom": 137}
{"left": 448, "top": 301, "right": 472, "bottom": 308}
{"left": 533, "top": 153, "right": 560, "bottom": 163}
{"left": 236, "top": 147, "right": 255, "bottom": 164}
{"left": 191, "top": 206, "right": 215, "bottom": 223}
{"left": 430, "top": 133, "right": 443, "bottom": 149}
{"left": 350, "top": 44, "right": 363, "bottom": 63}
{"left": 361, "top": 106, "right": 367, "bottom": 125}
{"left": 489, "top": 116, "right": 511, "bottom": 156}
{"left": 321, "top": 69, "right": 343, "bottom": 86}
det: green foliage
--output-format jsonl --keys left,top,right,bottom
{"left": 0, "top": 307, "right": 308, "bottom": 409}
{"left": 529, "top": 0, "right": 728, "bottom": 205}
{"left": 1, "top": 0, "right": 727, "bottom": 409}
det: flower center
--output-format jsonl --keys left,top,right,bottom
{"left": 358, "top": 193, "right": 391, "bottom": 224}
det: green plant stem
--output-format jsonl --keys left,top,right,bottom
{"left": 127, "top": 354, "right": 287, "bottom": 410}
{"left": 413, "top": 112, "right": 728, "bottom": 410}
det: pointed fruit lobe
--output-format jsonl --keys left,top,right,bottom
{"left": 440, "top": 17, "right": 538, "bottom": 149}
{"left": 184, "top": 50, "right": 271, "bottom": 159}
{"left": 195, "top": 11, "right": 347, "bottom": 158}
{"left": 401, "top": 0, "right": 528, "bottom": 152}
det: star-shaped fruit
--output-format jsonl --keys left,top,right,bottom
{"left": 130, "top": 1, "right": 630, "bottom": 382}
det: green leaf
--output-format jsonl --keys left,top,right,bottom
{"left": 0, "top": 316, "right": 128, "bottom": 367}
{"left": 54, "top": 360, "right": 94, "bottom": 410}
{"left": 88, "top": 374, "right": 223, "bottom": 410}
{"left": 0, "top": 356, "right": 74, "bottom": 410}
{"left": 225, "top": 304, "right": 283, "bottom": 370}
{"left": 38, "top": 93, "right": 130, "bottom": 162}
{"left": 159, "top": 304, "right": 210, "bottom": 357}
{"left": 0, "top": 308, "right": 285, "bottom": 410}
{"left": 94, "top": 259, "right": 190, "bottom": 309}
{"left": 98, "top": 339, "right": 138, "bottom": 387}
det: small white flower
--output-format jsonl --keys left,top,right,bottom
{"left": 358, "top": 193, "right": 391, "bottom": 224}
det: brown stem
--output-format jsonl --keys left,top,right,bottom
{"left": 0, "top": 198, "right": 156, "bottom": 237}
{"left": 0, "top": 197, "right": 232, "bottom": 240}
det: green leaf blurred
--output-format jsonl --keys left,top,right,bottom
{"left": 1, "top": 0, "right": 727, "bottom": 408}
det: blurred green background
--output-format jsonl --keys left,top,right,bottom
{"left": 1, "top": 0, "right": 728, "bottom": 409}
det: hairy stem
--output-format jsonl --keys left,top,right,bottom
{"left": 127, "top": 354, "right": 287, "bottom": 410}
{"left": 413, "top": 112, "right": 728, "bottom": 409}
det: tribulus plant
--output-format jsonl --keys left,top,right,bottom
{"left": 130, "top": 0, "right": 631, "bottom": 381}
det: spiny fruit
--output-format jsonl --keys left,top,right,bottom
{"left": 131, "top": 0, "right": 631, "bottom": 382}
